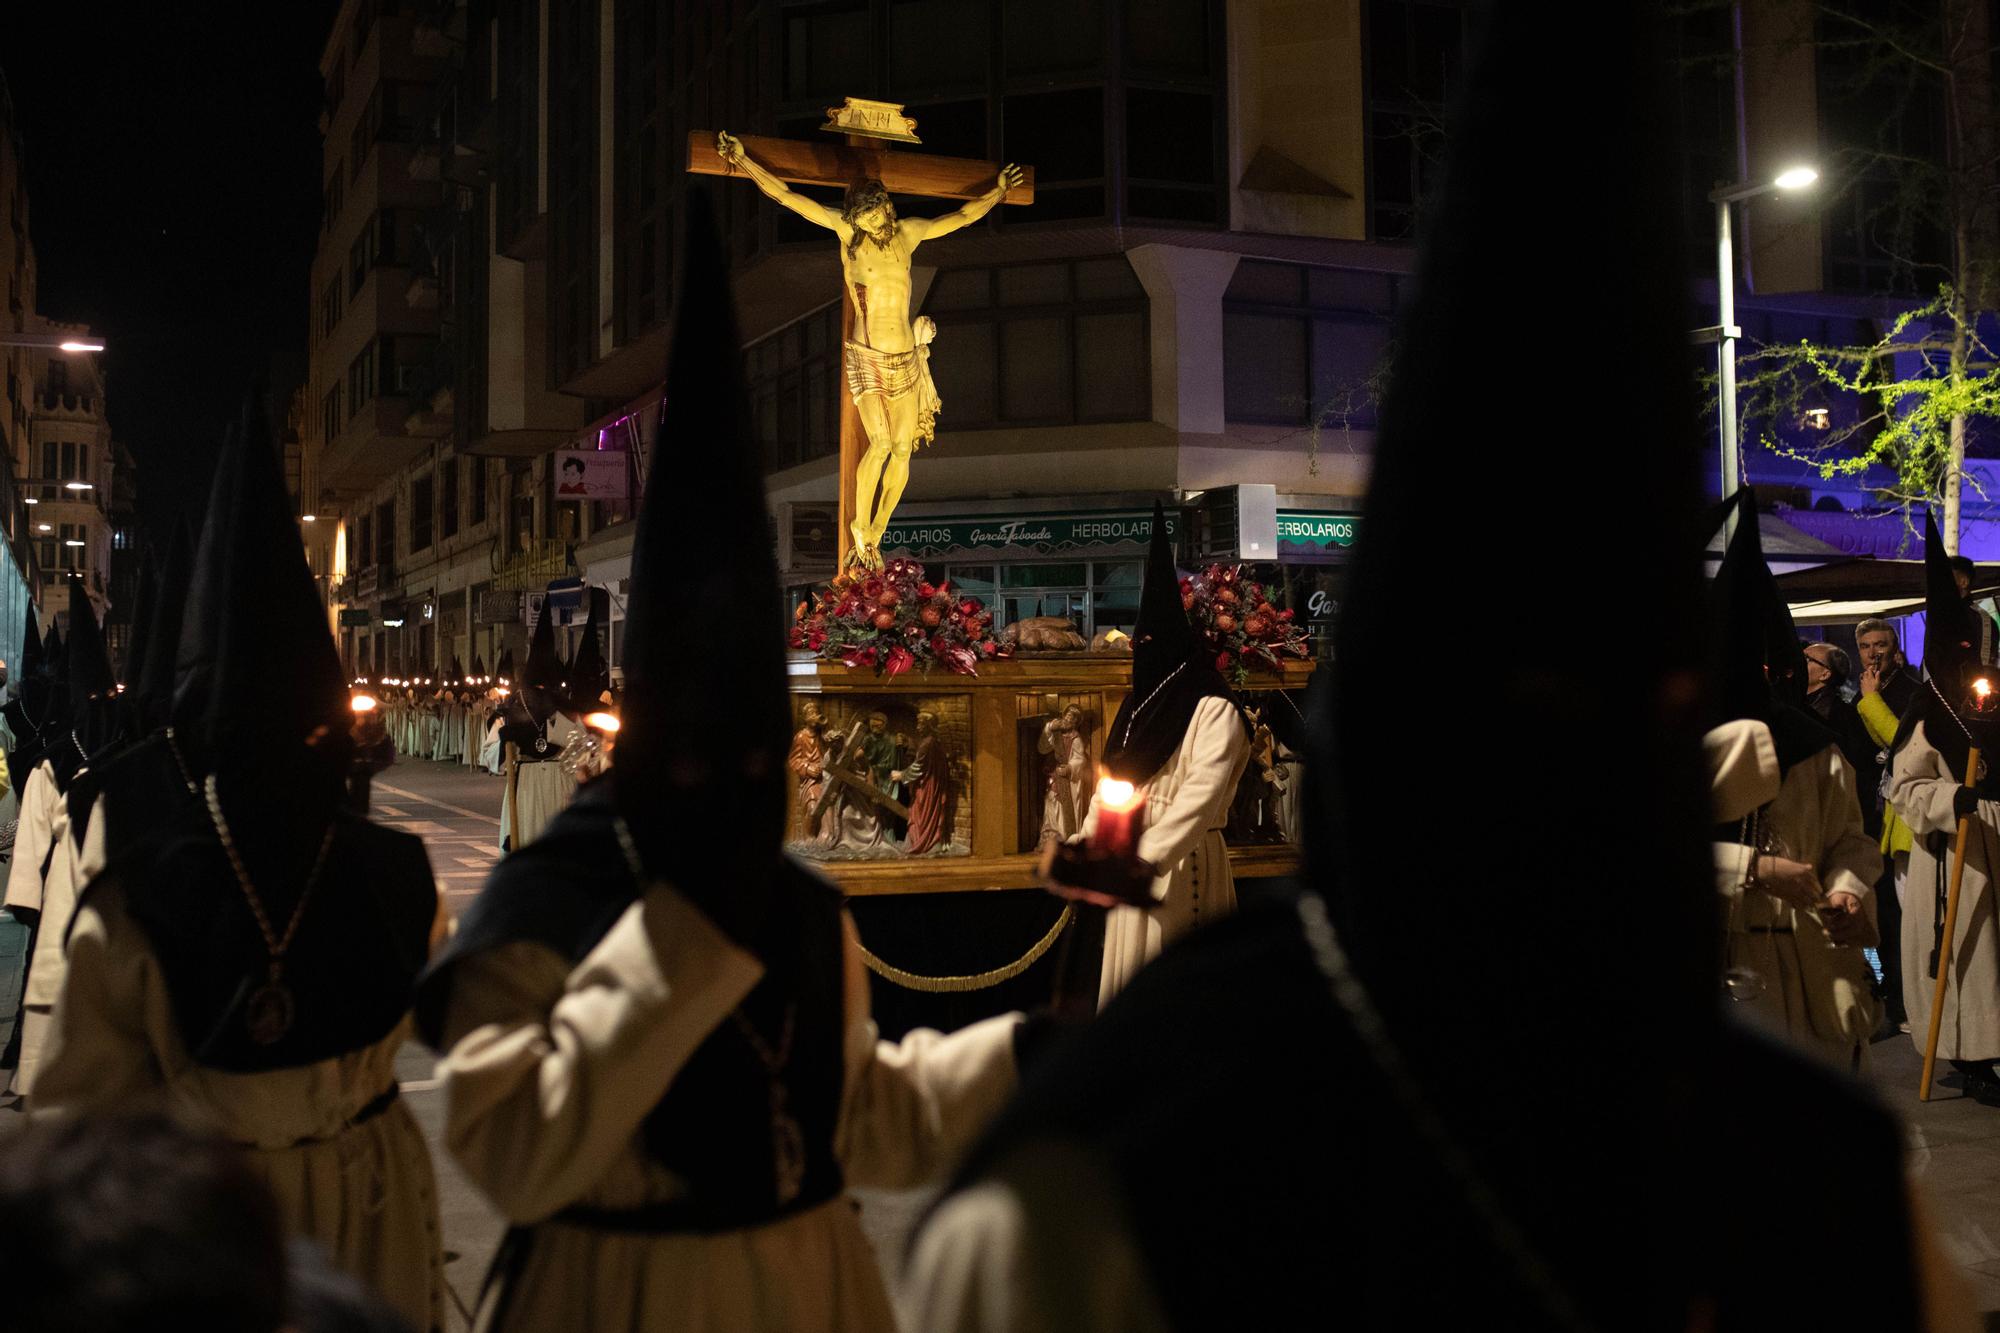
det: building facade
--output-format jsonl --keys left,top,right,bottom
{"left": 0, "top": 66, "right": 99, "bottom": 663}
{"left": 303, "top": 0, "right": 1442, "bottom": 678}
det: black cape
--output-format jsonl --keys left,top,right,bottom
{"left": 416, "top": 784, "right": 849, "bottom": 1228}
{"left": 93, "top": 798, "right": 436, "bottom": 1073}
{"left": 944, "top": 895, "right": 1921, "bottom": 1330}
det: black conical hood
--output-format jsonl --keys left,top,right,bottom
{"left": 448, "top": 656, "right": 464, "bottom": 686}
{"left": 41, "top": 621, "right": 62, "bottom": 676}
{"left": 569, "top": 586, "right": 609, "bottom": 707}
{"left": 519, "top": 602, "right": 562, "bottom": 723}
{"left": 173, "top": 398, "right": 346, "bottom": 765}
{"left": 1711, "top": 489, "right": 1808, "bottom": 715}
{"left": 472, "top": 653, "right": 487, "bottom": 679}
{"left": 1132, "top": 501, "right": 1195, "bottom": 695}
{"left": 123, "top": 550, "right": 159, "bottom": 691}
{"left": 1099, "top": 500, "right": 1239, "bottom": 783}
{"left": 19, "top": 602, "right": 42, "bottom": 679}
{"left": 1314, "top": 5, "right": 1712, "bottom": 1324}
{"left": 1924, "top": 507, "right": 1980, "bottom": 687}
{"left": 172, "top": 422, "right": 242, "bottom": 754}
{"left": 65, "top": 575, "right": 115, "bottom": 698}
{"left": 138, "top": 522, "right": 194, "bottom": 727}
{"left": 496, "top": 648, "right": 515, "bottom": 681}
{"left": 616, "top": 189, "right": 790, "bottom": 873}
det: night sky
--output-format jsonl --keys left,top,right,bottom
{"left": 2, "top": 2, "right": 338, "bottom": 533}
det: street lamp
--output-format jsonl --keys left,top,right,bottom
{"left": 1698, "top": 165, "right": 1820, "bottom": 528}
{"left": 0, "top": 333, "right": 104, "bottom": 353}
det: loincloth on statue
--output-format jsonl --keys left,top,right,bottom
{"left": 843, "top": 339, "right": 941, "bottom": 447}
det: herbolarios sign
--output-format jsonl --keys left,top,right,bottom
{"left": 877, "top": 508, "right": 1176, "bottom": 560}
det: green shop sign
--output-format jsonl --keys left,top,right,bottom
{"left": 878, "top": 509, "right": 1175, "bottom": 560}
{"left": 1276, "top": 510, "right": 1359, "bottom": 558}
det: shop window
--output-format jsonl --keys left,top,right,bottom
{"left": 1091, "top": 561, "right": 1143, "bottom": 635}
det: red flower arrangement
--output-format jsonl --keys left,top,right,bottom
{"left": 1180, "top": 564, "right": 1312, "bottom": 687}
{"left": 791, "top": 556, "right": 1006, "bottom": 676}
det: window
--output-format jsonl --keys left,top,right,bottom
{"left": 348, "top": 342, "right": 379, "bottom": 415}
{"left": 548, "top": 0, "right": 601, "bottom": 384}
{"left": 411, "top": 473, "right": 434, "bottom": 551}
{"left": 58, "top": 523, "right": 82, "bottom": 570}
{"left": 614, "top": 0, "right": 671, "bottom": 342}
{"left": 495, "top": 0, "right": 542, "bottom": 251}
{"left": 375, "top": 500, "right": 396, "bottom": 567}
{"left": 1366, "top": 1, "right": 1466, "bottom": 238}
{"left": 40, "top": 441, "right": 54, "bottom": 483}
{"left": 784, "top": 4, "right": 871, "bottom": 102}
{"left": 358, "top": 513, "right": 373, "bottom": 568}
{"left": 349, "top": 221, "right": 379, "bottom": 296}
{"left": 36, "top": 537, "right": 53, "bottom": 570}
{"left": 320, "top": 386, "right": 342, "bottom": 444}
{"left": 324, "top": 166, "right": 344, "bottom": 233}
{"left": 470, "top": 456, "right": 488, "bottom": 525}
{"left": 1222, "top": 260, "right": 1396, "bottom": 427}
{"left": 319, "top": 276, "right": 343, "bottom": 340}
{"left": 440, "top": 457, "right": 460, "bottom": 538}
{"left": 748, "top": 305, "right": 840, "bottom": 471}
{"left": 112, "top": 527, "right": 129, "bottom": 551}
{"left": 919, "top": 258, "right": 1149, "bottom": 430}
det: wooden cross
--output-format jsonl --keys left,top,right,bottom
{"left": 687, "top": 104, "right": 1034, "bottom": 571}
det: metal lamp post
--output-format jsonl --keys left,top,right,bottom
{"left": 1696, "top": 166, "right": 1819, "bottom": 535}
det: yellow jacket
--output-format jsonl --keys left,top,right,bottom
{"left": 1857, "top": 691, "right": 1914, "bottom": 856}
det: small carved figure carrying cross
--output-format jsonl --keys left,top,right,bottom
{"left": 691, "top": 106, "right": 1032, "bottom": 572}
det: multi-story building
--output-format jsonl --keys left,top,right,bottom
{"left": 25, "top": 330, "right": 113, "bottom": 629}
{"left": 308, "top": 0, "right": 1448, "bottom": 679}
{"left": 104, "top": 441, "right": 139, "bottom": 674}
{"left": 0, "top": 67, "right": 72, "bottom": 666}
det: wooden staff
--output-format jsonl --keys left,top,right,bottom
{"left": 1921, "top": 744, "right": 1983, "bottom": 1101}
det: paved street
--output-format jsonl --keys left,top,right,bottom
{"left": 358, "top": 758, "right": 2000, "bottom": 1328}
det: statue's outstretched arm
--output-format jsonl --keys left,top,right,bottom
{"left": 905, "top": 165, "right": 1024, "bottom": 244}
{"left": 716, "top": 131, "right": 843, "bottom": 231}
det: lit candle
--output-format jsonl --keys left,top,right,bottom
{"left": 350, "top": 693, "right": 380, "bottom": 714}
{"left": 1091, "top": 776, "right": 1143, "bottom": 861}
{"left": 584, "top": 711, "right": 621, "bottom": 734}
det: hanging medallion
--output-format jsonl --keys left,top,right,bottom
{"left": 245, "top": 968, "right": 296, "bottom": 1045}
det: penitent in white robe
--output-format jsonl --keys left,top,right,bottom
{"left": 1083, "top": 694, "right": 1251, "bottom": 1007}
{"left": 1889, "top": 720, "right": 2000, "bottom": 1064}
{"left": 3, "top": 761, "right": 75, "bottom": 1096}
{"left": 434, "top": 885, "right": 1021, "bottom": 1332}
{"left": 1715, "top": 740, "right": 1882, "bottom": 1068}
{"left": 500, "top": 716, "right": 580, "bottom": 852}
{"left": 31, "top": 878, "right": 448, "bottom": 1332}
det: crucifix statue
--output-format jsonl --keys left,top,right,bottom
{"left": 690, "top": 100, "right": 1032, "bottom": 571}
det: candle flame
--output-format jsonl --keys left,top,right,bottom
{"left": 585, "top": 711, "right": 622, "bottom": 734}
{"left": 351, "top": 693, "right": 379, "bottom": 713}
{"left": 1096, "top": 776, "right": 1139, "bottom": 812}
{"left": 1978, "top": 678, "right": 1993, "bottom": 700}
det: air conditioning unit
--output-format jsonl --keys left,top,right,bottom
{"left": 1190, "top": 484, "right": 1278, "bottom": 563}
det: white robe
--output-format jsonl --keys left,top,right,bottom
{"left": 31, "top": 879, "right": 446, "bottom": 1331}
{"left": 3, "top": 761, "right": 74, "bottom": 1096}
{"left": 500, "top": 716, "right": 579, "bottom": 852}
{"left": 1889, "top": 720, "right": 2000, "bottom": 1063}
{"left": 434, "top": 884, "right": 1021, "bottom": 1332}
{"left": 1715, "top": 741, "right": 1881, "bottom": 1066}
{"left": 1084, "top": 695, "right": 1251, "bottom": 1007}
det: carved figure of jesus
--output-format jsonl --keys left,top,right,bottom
{"left": 716, "top": 130, "right": 1023, "bottom": 569}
